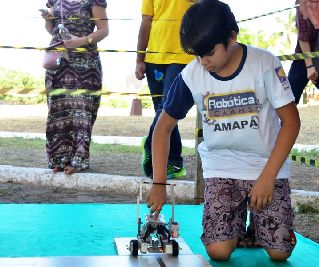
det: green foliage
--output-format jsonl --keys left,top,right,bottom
{"left": 238, "top": 11, "right": 297, "bottom": 54}
{"left": 275, "top": 10, "right": 297, "bottom": 54}
{"left": 100, "top": 96, "right": 129, "bottom": 108}
{"left": 0, "top": 67, "right": 149, "bottom": 108}
{"left": 296, "top": 201, "right": 319, "bottom": 214}
{"left": 238, "top": 28, "right": 282, "bottom": 49}
{"left": 91, "top": 143, "right": 141, "bottom": 153}
{"left": 0, "top": 137, "right": 195, "bottom": 156}
{"left": 0, "top": 95, "right": 47, "bottom": 104}
{"left": 0, "top": 67, "right": 44, "bottom": 90}
{"left": 0, "top": 67, "right": 46, "bottom": 104}
{"left": 100, "top": 84, "right": 153, "bottom": 109}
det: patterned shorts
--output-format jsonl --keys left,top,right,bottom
{"left": 201, "top": 178, "right": 296, "bottom": 252}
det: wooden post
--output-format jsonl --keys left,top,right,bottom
{"left": 194, "top": 110, "right": 204, "bottom": 203}
{"left": 130, "top": 98, "right": 142, "bottom": 116}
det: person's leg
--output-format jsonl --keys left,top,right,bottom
{"left": 46, "top": 94, "right": 71, "bottom": 172}
{"left": 142, "top": 63, "right": 166, "bottom": 176}
{"left": 206, "top": 239, "right": 238, "bottom": 261}
{"left": 252, "top": 179, "right": 296, "bottom": 261}
{"left": 288, "top": 60, "right": 309, "bottom": 104}
{"left": 63, "top": 94, "right": 100, "bottom": 175}
{"left": 201, "top": 178, "right": 247, "bottom": 261}
{"left": 163, "top": 64, "right": 186, "bottom": 171}
{"left": 143, "top": 63, "right": 186, "bottom": 178}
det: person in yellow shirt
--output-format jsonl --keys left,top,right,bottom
{"left": 135, "top": 0, "right": 194, "bottom": 179}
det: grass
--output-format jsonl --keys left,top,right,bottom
{"left": 0, "top": 137, "right": 196, "bottom": 156}
{"left": 0, "top": 137, "right": 315, "bottom": 159}
{"left": 296, "top": 201, "right": 319, "bottom": 214}
{"left": 0, "top": 137, "right": 316, "bottom": 160}
{"left": 0, "top": 137, "right": 45, "bottom": 149}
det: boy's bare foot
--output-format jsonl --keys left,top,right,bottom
{"left": 237, "top": 226, "right": 262, "bottom": 248}
{"left": 237, "top": 237, "right": 246, "bottom": 248}
{"left": 242, "top": 226, "right": 262, "bottom": 248}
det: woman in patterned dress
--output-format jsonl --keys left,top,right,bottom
{"left": 41, "top": 0, "right": 109, "bottom": 174}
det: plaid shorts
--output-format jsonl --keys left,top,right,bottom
{"left": 201, "top": 178, "right": 296, "bottom": 252}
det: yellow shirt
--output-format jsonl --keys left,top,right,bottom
{"left": 142, "top": 0, "right": 194, "bottom": 64}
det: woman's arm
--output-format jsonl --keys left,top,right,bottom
{"left": 87, "top": 5, "right": 109, "bottom": 43}
{"left": 42, "top": 7, "right": 54, "bottom": 35}
{"left": 63, "top": 5, "right": 109, "bottom": 48}
{"left": 299, "top": 40, "right": 319, "bottom": 83}
{"left": 296, "top": 4, "right": 318, "bottom": 83}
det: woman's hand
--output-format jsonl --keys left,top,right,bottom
{"left": 307, "top": 66, "right": 318, "bottom": 84}
{"left": 42, "top": 7, "right": 54, "bottom": 35}
{"left": 63, "top": 35, "right": 86, "bottom": 49}
{"left": 40, "top": 9, "right": 52, "bottom": 20}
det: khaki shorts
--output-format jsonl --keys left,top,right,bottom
{"left": 201, "top": 178, "right": 296, "bottom": 252}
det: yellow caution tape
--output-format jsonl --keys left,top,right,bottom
{"left": 1, "top": 45, "right": 318, "bottom": 61}
{"left": 290, "top": 155, "right": 319, "bottom": 168}
{"left": 237, "top": 5, "right": 298, "bottom": 23}
{"left": 40, "top": 5, "right": 298, "bottom": 23}
{"left": 0, "top": 45, "right": 176, "bottom": 55}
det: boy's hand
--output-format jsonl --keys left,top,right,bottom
{"left": 249, "top": 176, "right": 275, "bottom": 211}
{"left": 146, "top": 185, "right": 167, "bottom": 219}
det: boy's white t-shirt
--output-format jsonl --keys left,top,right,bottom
{"left": 180, "top": 45, "right": 295, "bottom": 180}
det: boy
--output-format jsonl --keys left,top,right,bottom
{"left": 146, "top": 0, "right": 300, "bottom": 262}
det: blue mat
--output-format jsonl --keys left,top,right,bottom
{"left": 0, "top": 204, "right": 318, "bottom": 266}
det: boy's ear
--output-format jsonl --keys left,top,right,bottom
{"left": 228, "top": 31, "right": 238, "bottom": 46}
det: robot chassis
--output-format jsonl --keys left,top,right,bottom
{"left": 129, "top": 182, "right": 180, "bottom": 257}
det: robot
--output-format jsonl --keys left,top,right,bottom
{"left": 129, "top": 182, "right": 180, "bottom": 257}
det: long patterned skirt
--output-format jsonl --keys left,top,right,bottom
{"left": 46, "top": 94, "right": 100, "bottom": 170}
{"left": 45, "top": 53, "right": 102, "bottom": 170}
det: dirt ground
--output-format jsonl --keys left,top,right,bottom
{"left": 0, "top": 105, "right": 318, "bottom": 243}
{"left": 0, "top": 105, "right": 318, "bottom": 145}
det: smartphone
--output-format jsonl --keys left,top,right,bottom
{"left": 39, "top": 9, "right": 49, "bottom": 14}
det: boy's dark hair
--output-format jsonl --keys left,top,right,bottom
{"left": 180, "top": 0, "right": 239, "bottom": 57}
